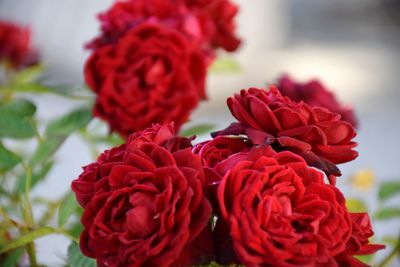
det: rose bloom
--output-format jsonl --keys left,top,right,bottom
{"left": 85, "top": 23, "right": 207, "bottom": 137}
{"left": 0, "top": 20, "right": 38, "bottom": 69}
{"left": 214, "top": 86, "right": 358, "bottom": 182}
{"left": 87, "top": 0, "right": 241, "bottom": 55}
{"left": 217, "top": 147, "right": 380, "bottom": 267}
{"left": 277, "top": 74, "right": 358, "bottom": 128}
{"left": 71, "top": 124, "right": 214, "bottom": 266}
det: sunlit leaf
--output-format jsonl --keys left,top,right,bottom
{"left": 58, "top": 193, "right": 78, "bottom": 227}
{"left": 12, "top": 64, "right": 44, "bottom": 84}
{"left": 66, "top": 242, "right": 96, "bottom": 267}
{"left": 350, "top": 169, "right": 375, "bottom": 192}
{"left": 0, "top": 227, "right": 55, "bottom": 254}
{"left": 46, "top": 108, "right": 92, "bottom": 137}
{"left": 0, "top": 143, "right": 21, "bottom": 173}
{"left": 375, "top": 207, "right": 400, "bottom": 220}
{"left": 379, "top": 181, "right": 400, "bottom": 202}
{"left": 355, "top": 254, "right": 373, "bottom": 264}
{"left": 181, "top": 124, "right": 215, "bottom": 137}
{"left": 346, "top": 198, "right": 368, "bottom": 213}
{"left": 210, "top": 57, "right": 241, "bottom": 74}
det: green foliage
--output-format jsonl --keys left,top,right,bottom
{"left": 210, "top": 57, "right": 241, "bottom": 74}
{"left": 375, "top": 207, "right": 400, "bottom": 220}
{"left": 12, "top": 65, "right": 44, "bottom": 84}
{"left": 66, "top": 242, "right": 96, "bottom": 267}
{"left": 0, "top": 227, "right": 55, "bottom": 254}
{"left": 29, "top": 137, "right": 65, "bottom": 166}
{"left": 0, "top": 143, "right": 21, "bottom": 173}
{"left": 0, "top": 248, "right": 24, "bottom": 267}
{"left": 379, "top": 181, "right": 400, "bottom": 202}
{"left": 0, "top": 114, "right": 36, "bottom": 139}
{"left": 0, "top": 99, "right": 36, "bottom": 117}
{"left": 182, "top": 124, "right": 215, "bottom": 137}
{"left": 58, "top": 193, "right": 78, "bottom": 227}
{"left": 15, "top": 161, "right": 53, "bottom": 194}
{"left": 346, "top": 198, "right": 368, "bottom": 213}
{"left": 46, "top": 108, "right": 92, "bottom": 137}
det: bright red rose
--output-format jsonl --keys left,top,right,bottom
{"left": 277, "top": 74, "right": 358, "bottom": 128}
{"left": 71, "top": 124, "right": 214, "bottom": 266}
{"left": 215, "top": 86, "right": 358, "bottom": 181}
{"left": 87, "top": 0, "right": 240, "bottom": 55}
{"left": 85, "top": 23, "right": 207, "bottom": 137}
{"left": 334, "top": 213, "right": 385, "bottom": 267}
{"left": 217, "top": 147, "right": 354, "bottom": 266}
{"left": 0, "top": 20, "right": 38, "bottom": 69}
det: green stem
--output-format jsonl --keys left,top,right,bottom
{"left": 378, "top": 240, "right": 400, "bottom": 267}
{"left": 26, "top": 243, "right": 38, "bottom": 267}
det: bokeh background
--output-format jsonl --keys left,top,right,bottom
{"left": 1, "top": 0, "right": 400, "bottom": 265}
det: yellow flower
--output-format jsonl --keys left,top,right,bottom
{"left": 350, "top": 169, "right": 375, "bottom": 191}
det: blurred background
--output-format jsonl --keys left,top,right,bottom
{"left": 1, "top": 0, "right": 400, "bottom": 265}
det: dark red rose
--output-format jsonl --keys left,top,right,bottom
{"left": 334, "top": 213, "right": 385, "bottom": 267}
{"left": 277, "top": 74, "right": 358, "bottom": 128}
{"left": 0, "top": 20, "right": 38, "bottom": 69}
{"left": 215, "top": 86, "right": 358, "bottom": 181}
{"left": 71, "top": 124, "right": 214, "bottom": 266}
{"left": 85, "top": 23, "right": 207, "bottom": 137}
{"left": 87, "top": 0, "right": 240, "bottom": 55}
{"left": 217, "top": 147, "right": 354, "bottom": 266}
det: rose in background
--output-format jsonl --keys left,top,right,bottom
{"left": 277, "top": 74, "right": 358, "bottom": 128}
{"left": 0, "top": 20, "right": 38, "bottom": 69}
{"left": 85, "top": 23, "right": 207, "bottom": 137}
{"left": 87, "top": 0, "right": 241, "bottom": 59}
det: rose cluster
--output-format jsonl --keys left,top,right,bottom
{"left": 72, "top": 86, "right": 384, "bottom": 267}
{"left": 0, "top": 20, "right": 38, "bottom": 69}
{"left": 84, "top": 0, "right": 241, "bottom": 137}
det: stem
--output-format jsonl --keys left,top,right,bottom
{"left": 26, "top": 243, "right": 38, "bottom": 267}
{"left": 378, "top": 240, "right": 400, "bottom": 267}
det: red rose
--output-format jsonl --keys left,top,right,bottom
{"left": 85, "top": 23, "right": 207, "bottom": 137}
{"left": 215, "top": 86, "right": 358, "bottom": 181}
{"left": 0, "top": 20, "right": 38, "bottom": 69}
{"left": 71, "top": 124, "right": 214, "bottom": 266}
{"left": 334, "top": 213, "right": 385, "bottom": 267}
{"left": 87, "top": 0, "right": 240, "bottom": 55}
{"left": 217, "top": 147, "right": 354, "bottom": 266}
{"left": 277, "top": 74, "right": 358, "bottom": 128}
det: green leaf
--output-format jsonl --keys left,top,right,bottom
{"left": 375, "top": 207, "right": 400, "bottom": 220}
{"left": 16, "top": 161, "right": 53, "bottom": 193}
{"left": 0, "top": 227, "right": 55, "bottom": 254}
{"left": 0, "top": 247, "right": 24, "bottom": 267}
{"left": 181, "top": 124, "right": 215, "bottom": 137}
{"left": 66, "top": 222, "right": 84, "bottom": 240}
{"left": 29, "top": 137, "right": 65, "bottom": 166}
{"left": 58, "top": 193, "right": 78, "bottom": 227}
{"left": 0, "top": 114, "right": 36, "bottom": 139}
{"left": 355, "top": 254, "right": 373, "bottom": 265}
{"left": 0, "top": 99, "right": 36, "bottom": 117}
{"left": 66, "top": 242, "right": 96, "bottom": 267}
{"left": 12, "top": 64, "right": 43, "bottom": 84}
{"left": 0, "top": 143, "right": 21, "bottom": 173}
{"left": 346, "top": 198, "right": 368, "bottom": 213}
{"left": 379, "top": 181, "right": 400, "bottom": 202}
{"left": 46, "top": 108, "right": 92, "bottom": 137}
{"left": 210, "top": 57, "right": 241, "bottom": 74}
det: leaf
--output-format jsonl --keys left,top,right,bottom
{"left": 45, "top": 108, "right": 92, "bottom": 137}
{"left": 0, "top": 143, "right": 21, "bottom": 173}
{"left": 12, "top": 64, "right": 44, "bottom": 84}
{"left": 0, "top": 247, "right": 24, "bottom": 267}
{"left": 210, "top": 57, "right": 241, "bottom": 74}
{"left": 66, "top": 222, "right": 84, "bottom": 240}
{"left": 0, "top": 227, "right": 55, "bottom": 254}
{"left": 16, "top": 161, "right": 53, "bottom": 193}
{"left": 375, "top": 207, "right": 400, "bottom": 220}
{"left": 29, "top": 137, "right": 65, "bottom": 166}
{"left": 0, "top": 99, "right": 36, "bottom": 117}
{"left": 0, "top": 114, "right": 36, "bottom": 139}
{"left": 346, "top": 198, "right": 368, "bottom": 213}
{"left": 379, "top": 181, "right": 400, "bottom": 202}
{"left": 66, "top": 242, "right": 96, "bottom": 267}
{"left": 355, "top": 254, "right": 373, "bottom": 265}
{"left": 58, "top": 193, "right": 78, "bottom": 227}
{"left": 181, "top": 124, "right": 215, "bottom": 137}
